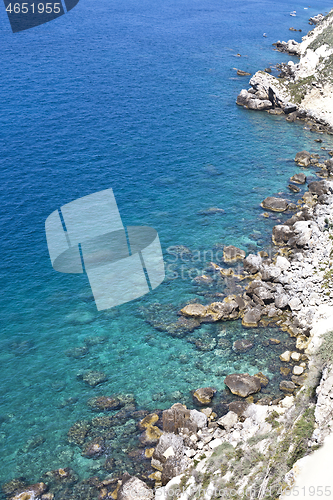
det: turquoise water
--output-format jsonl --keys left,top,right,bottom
{"left": 1, "top": 0, "right": 333, "bottom": 487}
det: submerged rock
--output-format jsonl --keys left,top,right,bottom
{"left": 87, "top": 396, "right": 121, "bottom": 411}
{"left": 198, "top": 207, "right": 225, "bottom": 215}
{"left": 67, "top": 420, "right": 90, "bottom": 446}
{"left": 7, "top": 483, "right": 48, "bottom": 500}
{"left": 80, "top": 371, "right": 108, "bottom": 387}
{"left": 224, "top": 373, "right": 261, "bottom": 397}
{"left": 232, "top": 339, "right": 254, "bottom": 352}
{"left": 138, "top": 413, "right": 159, "bottom": 430}
{"left": 139, "top": 425, "right": 163, "bottom": 446}
{"left": 82, "top": 438, "right": 105, "bottom": 458}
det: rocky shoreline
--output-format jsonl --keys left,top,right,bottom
{"left": 4, "top": 155, "right": 333, "bottom": 500}
{"left": 236, "top": 9, "right": 333, "bottom": 133}
{"left": 3, "top": 12, "right": 333, "bottom": 500}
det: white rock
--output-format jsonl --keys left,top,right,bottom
{"left": 290, "top": 351, "right": 301, "bottom": 362}
{"left": 279, "top": 396, "right": 295, "bottom": 409}
{"left": 217, "top": 411, "right": 238, "bottom": 432}
{"left": 208, "top": 438, "right": 223, "bottom": 449}
{"left": 190, "top": 409, "right": 208, "bottom": 429}
{"left": 280, "top": 350, "right": 291, "bottom": 362}
{"left": 185, "top": 448, "right": 196, "bottom": 458}
{"left": 275, "top": 256, "right": 291, "bottom": 271}
{"left": 293, "top": 366, "right": 304, "bottom": 375}
{"left": 289, "top": 297, "right": 302, "bottom": 310}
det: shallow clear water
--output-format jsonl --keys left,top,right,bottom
{"left": 1, "top": 0, "right": 333, "bottom": 486}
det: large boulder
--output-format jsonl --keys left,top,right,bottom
{"left": 223, "top": 245, "right": 246, "bottom": 263}
{"left": 272, "top": 225, "right": 294, "bottom": 246}
{"left": 162, "top": 403, "right": 201, "bottom": 434}
{"left": 290, "top": 173, "right": 306, "bottom": 184}
{"left": 249, "top": 71, "right": 291, "bottom": 108}
{"left": 260, "top": 265, "right": 281, "bottom": 281}
{"left": 293, "top": 221, "right": 312, "bottom": 246}
{"left": 224, "top": 373, "right": 261, "bottom": 398}
{"left": 228, "top": 400, "right": 250, "bottom": 416}
{"left": 243, "top": 253, "right": 262, "bottom": 274}
{"left": 309, "top": 14, "right": 324, "bottom": 24}
{"left": 261, "top": 197, "right": 289, "bottom": 212}
{"left": 275, "top": 294, "right": 289, "bottom": 309}
{"left": 217, "top": 411, "right": 238, "bottom": 431}
{"left": 295, "top": 150, "right": 311, "bottom": 167}
{"left": 189, "top": 409, "right": 208, "bottom": 430}
{"left": 118, "top": 474, "right": 154, "bottom": 500}
{"left": 152, "top": 433, "right": 190, "bottom": 485}
{"left": 193, "top": 387, "right": 216, "bottom": 405}
{"left": 308, "top": 180, "right": 329, "bottom": 197}
{"left": 273, "top": 39, "right": 300, "bottom": 55}
{"left": 242, "top": 308, "right": 262, "bottom": 327}
{"left": 253, "top": 286, "right": 274, "bottom": 303}
{"left": 275, "top": 256, "right": 290, "bottom": 271}
{"left": 204, "top": 301, "right": 238, "bottom": 322}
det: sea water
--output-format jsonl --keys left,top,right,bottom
{"left": 1, "top": 0, "right": 333, "bottom": 485}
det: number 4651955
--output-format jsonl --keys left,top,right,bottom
{"left": 6, "top": 3, "right": 62, "bottom": 14}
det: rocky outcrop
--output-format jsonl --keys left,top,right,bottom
{"left": 236, "top": 11, "right": 333, "bottom": 129}
{"left": 272, "top": 39, "right": 301, "bottom": 55}
{"left": 309, "top": 14, "right": 325, "bottom": 25}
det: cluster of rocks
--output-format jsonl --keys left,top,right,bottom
{"left": 272, "top": 39, "right": 301, "bottom": 56}
{"left": 236, "top": 10, "right": 333, "bottom": 133}
{"left": 309, "top": 14, "right": 325, "bottom": 25}
{"left": 236, "top": 70, "right": 333, "bottom": 133}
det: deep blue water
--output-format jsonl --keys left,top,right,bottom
{"left": 1, "top": 0, "right": 333, "bottom": 486}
